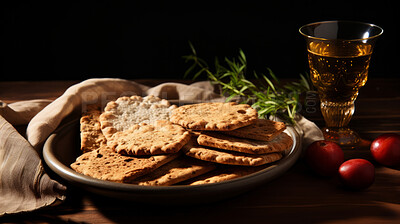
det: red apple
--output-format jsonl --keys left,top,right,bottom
{"left": 339, "top": 159, "right": 375, "bottom": 190}
{"left": 370, "top": 133, "right": 400, "bottom": 166}
{"left": 305, "top": 140, "right": 344, "bottom": 176}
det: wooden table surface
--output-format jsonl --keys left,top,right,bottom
{"left": 1, "top": 78, "right": 400, "bottom": 224}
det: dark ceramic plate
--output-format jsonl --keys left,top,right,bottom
{"left": 43, "top": 118, "right": 302, "bottom": 204}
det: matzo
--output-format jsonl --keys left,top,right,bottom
{"left": 132, "top": 156, "right": 216, "bottom": 186}
{"left": 70, "top": 146, "right": 179, "bottom": 183}
{"left": 100, "top": 95, "right": 177, "bottom": 140}
{"left": 170, "top": 102, "right": 258, "bottom": 131}
{"left": 108, "top": 120, "right": 191, "bottom": 156}
{"left": 197, "top": 132, "right": 293, "bottom": 155}
{"left": 80, "top": 104, "right": 107, "bottom": 153}
{"left": 221, "top": 118, "right": 287, "bottom": 141}
{"left": 187, "top": 165, "right": 266, "bottom": 185}
{"left": 182, "top": 138, "right": 283, "bottom": 166}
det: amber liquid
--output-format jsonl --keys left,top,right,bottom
{"left": 308, "top": 41, "right": 373, "bottom": 145}
{"left": 308, "top": 42, "right": 372, "bottom": 103}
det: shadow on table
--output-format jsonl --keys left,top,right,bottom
{"left": 88, "top": 161, "right": 400, "bottom": 224}
{"left": 0, "top": 185, "right": 87, "bottom": 224}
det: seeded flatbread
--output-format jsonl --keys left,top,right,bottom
{"left": 197, "top": 131, "right": 293, "bottom": 155}
{"left": 108, "top": 120, "right": 191, "bottom": 156}
{"left": 132, "top": 156, "right": 216, "bottom": 186}
{"left": 100, "top": 95, "right": 177, "bottom": 140}
{"left": 221, "top": 119, "right": 287, "bottom": 141}
{"left": 170, "top": 102, "right": 258, "bottom": 131}
{"left": 186, "top": 165, "right": 267, "bottom": 185}
{"left": 70, "top": 147, "right": 179, "bottom": 183}
{"left": 80, "top": 104, "right": 107, "bottom": 153}
{"left": 182, "top": 139, "right": 283, "bottom": 166}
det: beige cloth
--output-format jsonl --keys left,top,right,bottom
{"left": 0, "top": 78, "right": 323, "bottom": 216}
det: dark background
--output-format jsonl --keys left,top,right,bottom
{"left": 2, "top": 0, "right": 397, "bottom": 81}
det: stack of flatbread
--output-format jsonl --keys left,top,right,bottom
{"left": 71, "top": 95, "right": 293, "bottom": 186}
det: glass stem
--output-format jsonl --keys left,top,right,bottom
{"left": 320, "top": 100, "right": 355, "bottom": 128}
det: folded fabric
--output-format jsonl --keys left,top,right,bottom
{"left": 0, "top": 78, "right": 323, "bottom": 216}
{"left": 0, "top": 116, "right": 66, "bottom": 216}
{"left": 0, "top": 99, "right": 52, "bottom": 126}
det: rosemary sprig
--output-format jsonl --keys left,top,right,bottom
{"left": 183, "top": 43, "right": 311, "bottom": 125}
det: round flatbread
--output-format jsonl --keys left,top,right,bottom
{"left": 99, "top": 95, "right": 177, "bottom": 140}
{"left": 197, "top": 132, "right": 293, "bottom": 155}
{"left": 131, "top": 156, "right": 216, "bottom": 186}
{"left": 182, "top": 138, "right": 283, "bottom": 166}
{"left": 70, "top": 146, "right": 179, "bottom": 183}
{"left": 108, "top": 120, "right": 191, "bottom": 156}
{"left": 170, "top": 102, "right": 258, "bottom": 131}
{"left": 221, "top": 118, "right": 287, "bottom": 141}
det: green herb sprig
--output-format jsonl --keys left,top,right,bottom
{"left": 183, "top": 43, "right": 311, "bottom": 125}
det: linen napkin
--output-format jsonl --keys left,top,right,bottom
{"left": 0, "top": 78, "right": 323, "bottom": 216}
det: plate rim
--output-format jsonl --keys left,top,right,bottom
{"left": 43, "top": 118, "right": 302, "bottom": 195}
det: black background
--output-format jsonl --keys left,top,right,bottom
{"left": 2, "top": 0, "right": 398, "bottom": 81}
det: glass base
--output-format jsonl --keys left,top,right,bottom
{"left": 321, "top": 127, "right": 361, "bottom": 149}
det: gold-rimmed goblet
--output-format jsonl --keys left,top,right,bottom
{"left": 300, "top": 21, "right": 383, "bottom": 148}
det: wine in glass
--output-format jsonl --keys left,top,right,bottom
{"left": 300, "top": 21, "right": 383, "bottom": 147}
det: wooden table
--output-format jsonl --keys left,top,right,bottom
{"left": 1, "top": 78, "right": 400, "bottom": 224}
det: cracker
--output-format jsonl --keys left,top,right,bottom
{"left": 182, "top": 139, "right": 283, "bottom": 166}
{"left": 186, "top": 165, "right": 266, "bottom": 185}
{"left": 221, "top": 118, "right": 286, "bottom": 141}
{"left": 80, "top": 104, "right": 107, "bottom": 153}
{"left": 132, "top": 156, "right": 216, "bottom": 186}
{"left": 170, "top": 102, "right": 258, "bottom": 131}
{"left": 108, "top": 120, "right": 191, "bottom": 156}
{"left": 70, "top": 147, "right": 179, "bottom": 183}
{"left": 100, "top": 95, "right": 177, "bottom": 140}
{"left": 197, "top": 132, "right": 293, "bottom": 155}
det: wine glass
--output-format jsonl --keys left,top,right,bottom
{"left": 299, "top": 21, "right": 383, "bottom": 148}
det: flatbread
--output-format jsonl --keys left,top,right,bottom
{"left": 186, "top": 165, "right": 267, "bottom": 185}
{"left": 80, "top": 104, "right": 107, "bottom": 153}
{"left": 221, "top": 118, "right": 286, "bottom": 141}
{"left": 197, "top": 132, "right": 293, "bottom": 154}
{"left": 100, "top": 95, "right": 177, "bottom": 140}
{"left": 170, "top": 102, "right": 258, "bottom": 131}
{"left": 108, "top": 120, "right": 191, "bottom": 156}
{"left": 70, "top": 147, "right": 179, "bottom": 183}
{"left": 182, "top": 138, "right": 283, "bottom": 166}
{"left": 132, "top": 156, "right": 216, "bottom": 186}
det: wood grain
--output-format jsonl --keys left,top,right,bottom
{"left": 1, "top": 78, "right": 400, "bottom": 224}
